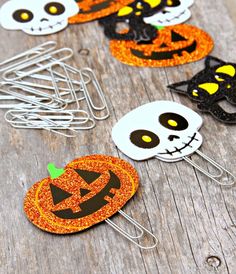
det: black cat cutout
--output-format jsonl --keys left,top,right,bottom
{"left": 168, "top": 56, "right": 236, "bottom": 123}
{"left": 99, "top": 0, "right": 165, "bottom": 42}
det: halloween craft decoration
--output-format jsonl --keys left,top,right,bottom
{"left": 112, "top": 101, "right": 235, "bottom": 185}
{"left": 109, "top": 24, "right": 214, "bottom": 66}
{"left": 0, "top": 0, "right": 79, "bottom": 35}
{"left": 168, "top": 56, "right": 236, "bottom": 124}
{"left": 24, "top": 155, "right": 139, "bottom": 233}
{"left": 144, "top": 0, "right": 194, "bottom": 27}
{"left": 99, "top": 0, "right": 165, "bottom": 42}
{"left": 69, "top": 0, "right": 135, "bottom": 23}
{"left": 24, "top": 155, "right": 157, "bottom": 249}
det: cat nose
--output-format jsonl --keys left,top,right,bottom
{"left": 40, "top": 18, "right": 49, "bottom": 22}
{"left": 168, "top": 135, "right": 180, "bottom": 141}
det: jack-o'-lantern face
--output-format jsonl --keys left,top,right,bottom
{"left": 24, "top": 155, "right": 139, "bottom": 234}
{"left": 69, "top": 0, "right": 135, "bottom": 23}
{"left": 110, "top": 24, "right": 214, "bottom": 67}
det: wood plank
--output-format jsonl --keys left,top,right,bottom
{"left": 0, "top": 0, "right": 236, "bottom": 273}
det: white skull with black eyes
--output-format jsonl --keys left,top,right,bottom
{"left": 0, "top": 0, "right": 79, "bottom": 35}
{"left": 144, "top": 0, "right": 194, "bottom": 27}
{"left": 112, "top": 101, "right": 203, "bottom": 162}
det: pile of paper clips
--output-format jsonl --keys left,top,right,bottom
{"left": 0, "top": 41, "right": 110, "bottom": 137}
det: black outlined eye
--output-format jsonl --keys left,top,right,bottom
{"left": 159, "top": 113, "right": 188, "bottom": 131}
{"left": 13, "top": 9, "right": 33, "bottom": 23}
{"left": 45, "top": 2, "right": 65, "bottom": 15}
{"left": 130, "top": 129, "right": 160, "bottom": 149}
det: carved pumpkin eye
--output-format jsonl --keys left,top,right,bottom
{"left": 171, "top": 30, "right": 187, "bottom": 42}
{"left": 13, "top": 9, "right": 34, "bottom": 23}
{"left": 50, "top": 184, "right": 72, "bottom": 205}
{"left": 45, "top": 2, "right": 65, "bottom": 15}
{"left": 159, "top": 113, "right": 188, "bottom": 131}
{"left": 130, "top": 129, "right": 160, "bottom": 148}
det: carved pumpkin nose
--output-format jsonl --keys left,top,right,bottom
{"left": 168, "top": 135, "right": 180, "bottom": 141}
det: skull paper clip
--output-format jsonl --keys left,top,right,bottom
{"left": 144, "top": 0, "right": 194, "bottom": 27}
{"left": 0, "top": 0, "right": 79, "bottom": 35}
{"left": 24, "top": 155, "right": 158, "bottom": 249}
{"left": 112, "top": 101, "right": 235, "bottom": 186}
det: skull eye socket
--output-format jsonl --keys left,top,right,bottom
{"left": 45, "top": 2, "right": 65, "bottom": 16}
{"left": 130, "top": 129, "right": 160, "bottom": 149}
{"left": 159, "top": 113, "right": 188, "bottom": 131}
{"left": 13, "top": 9, "right": 34, "bottom": 23}
{"left": 167, "top": 0, "right": 181, "bottom": 7}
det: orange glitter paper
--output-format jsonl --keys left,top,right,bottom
{"left": 110, "top": 24, "right": 214, "bottom": 67}
{"left": 24, "top": 155, "right": 139, "bottom": 234}
{"left": 69, "top": 0, "right": 135, "bottom": 23}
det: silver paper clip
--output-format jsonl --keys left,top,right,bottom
{"left": 3, "top": 48, "right": 73, "bottom": 81}
{"left": 106, "top": 210, "right": 158, "bottom": 249}
{"left": 183, "top": 150, "right": 235, "bottom": 186}
{"left": 0, "top": 41, "right": 57, "bottom": 73}
{"left": 79, "top": 68, "right": 110, "bottom": 120}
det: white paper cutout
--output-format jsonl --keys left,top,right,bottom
{"left": 0, "top": 0, "right": 79, "bottom": 35}
{"left": 112, "top": 101, "right": 203, "bottom": 162}
{"left": 144, "top": 0, "right": 194, "bottom": 27}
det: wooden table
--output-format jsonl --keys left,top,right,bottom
{"left": 1, "top": 1, "right": 236, "bottom": 273}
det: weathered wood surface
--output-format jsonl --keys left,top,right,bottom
{"left": 1, "top": 1, "right": 236, "bottom": 273}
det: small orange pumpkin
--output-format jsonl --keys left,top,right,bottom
{"left": 24, "top": 155, "right": 139, "bottom": 234}
{"left": 110, "top": 24, "right": 214, "bottom": 67}
{"left": 69, "top": 0, "right": 135, "bottom": 23}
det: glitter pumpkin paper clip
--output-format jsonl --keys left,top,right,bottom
{"left": 69, "top": 0, "right": 135, "bottom": 23}
{"left": 24, "top": 155, "right": 157, "bottom": 249}
{"left": 168, "top": 56, "right": 236, "bottom": 124}
{"left": 112, "top": 101, "right": 235, "bottom": 186}
{"left": 110, "top": 24, "right": 214, "bottom": 67}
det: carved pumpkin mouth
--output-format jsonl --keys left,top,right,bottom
{"left": 52, "top": 170, "right": 121, "bottom": 219}
{"left": 131, "top": 40, "right": 197, "bottom": 60}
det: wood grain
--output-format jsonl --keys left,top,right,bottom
{"left": 0, "top": 1, "right": 236, "bottom": 273}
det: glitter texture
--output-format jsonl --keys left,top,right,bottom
{"left": 110, "top": 24, "right": 214, "bottom": 67}
{"left": 24, "top": 155, "right": 139, "bottom": 234}
{"left": 69, "top": 0, "right": 135, "bottom": 23}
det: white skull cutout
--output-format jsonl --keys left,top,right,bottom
{"left": 144, "top": 0, "right": 194, "bottom": 27}
{"left": 0, "top": 0, "right": 79, "bottom": 35}
{"left": 112, "top": 101, "right": 203, "bottom": 162}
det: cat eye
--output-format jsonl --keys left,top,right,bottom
{"left": 13, "top": 9, "right": 34, "bottom": 23}
{"left": 159, "top": 113, "right": 188, "bottom": 131}
{"left": 130, "top": 129, "right": 160, "bottom": 149}
{"left": 45, "top": 2, "right": 65, "bottom": 15}
{"left": 215, "top": 65, "right": 235, "bottom": 77}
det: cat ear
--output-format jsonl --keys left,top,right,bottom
{"left": 168, "top": 81, "right": 189, "bottom": 94}
{"left": 205, "top": 56, "right": 225, "bottom": 68}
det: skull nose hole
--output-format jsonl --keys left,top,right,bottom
{"left": 168, "top": 135, "right": 180, "bottom": 141}
{"left": 40, "top": 18, "right": 49, "bottom": 22}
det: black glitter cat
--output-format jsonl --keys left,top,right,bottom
{"left": 168, "top": 56, "right": 236, "bottom": 124}
{"left": 99, "top": 0, "right": 166, "bottom": 42}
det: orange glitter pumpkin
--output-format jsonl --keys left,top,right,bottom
{"left": 110, "top": 24, "right": 214, "bottom": 67}
{"left": 69, "top": 0, "right": 135, "bottom": 23}
{"left": 24, "top": 155, "right": 139, "bottom": 234}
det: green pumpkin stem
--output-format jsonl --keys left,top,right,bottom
{"left": 47, "top": 163, "right": 65, "bottom": 179}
